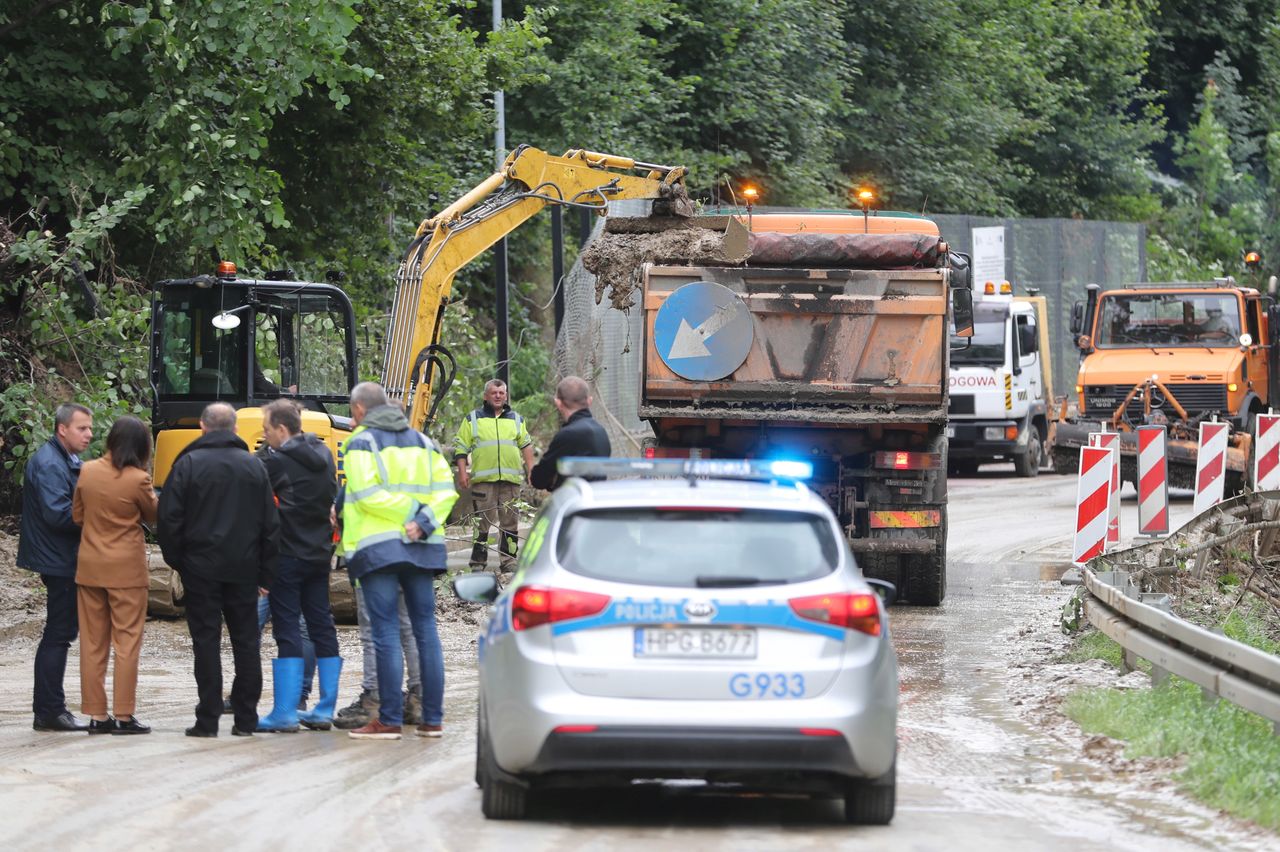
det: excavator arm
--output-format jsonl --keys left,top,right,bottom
{"left": 383, "top": 145, "right": 690, "bottom": 430}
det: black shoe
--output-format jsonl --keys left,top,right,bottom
{"left": 185, "top": 725, "right": 217, "bottom": 738}
{"left": 87, "top": 717, "right": 117, "bottom": 735}
{"left": 231, "top": 726, "right": 254, "bottom": 737}
{"left": 33, "top": 711, "right": 89, "bottom": 732}
{"left": 297, "top": 697, "right": 309, "bottom": 712}
{"left": 113, "top": 717, "right": 151, "bottom": 735}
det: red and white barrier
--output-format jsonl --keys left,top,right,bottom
{"left": 1137, "top": 425, "right": 1169, "bottom": 536}
{"left": 1074, "top": 446, "right": 1114, "bottom": 565}
{"left": 1255, "top": 413, "right": 1280, "bottom": 491}
{"left": 1088, "top": 431, "right": 1121, "bottom": 549}
{"left": 1194, "top": 421, "right": 1230, "bottom": 514}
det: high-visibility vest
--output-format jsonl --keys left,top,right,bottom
{"left": 341, "top": 423, "right": 458, "bottom": 574}
{"left": 453, "top": 406, "right": 532, "bottom": 484}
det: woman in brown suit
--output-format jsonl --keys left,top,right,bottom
{"left": 72, "top": 416, "right": 159, "bottom": 734}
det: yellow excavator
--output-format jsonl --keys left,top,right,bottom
{"left": 149, "top": 145, "right": 689, "bottom": 486}
{"left": 145, "top": 145, "right": 689, "bottom": 614}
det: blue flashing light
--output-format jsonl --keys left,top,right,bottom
{"left": 556, "top": 457, "right": 813, "bottom": 482}
{"left": 768, "top": 460, "right": 813, "bottom": 479}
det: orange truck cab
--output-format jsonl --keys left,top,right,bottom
{"left": 1051, "top": 280, "right": 1273, "bottom": 489}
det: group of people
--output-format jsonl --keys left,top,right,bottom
{"left": 18, "top": 375, "right": 610, "bottom": 741}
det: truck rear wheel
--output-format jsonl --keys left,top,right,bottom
{"left": 904, "top": 511, "right": 946, "bottom": 606}
{"left": 1014, "top": 428, "right": 1043, "bottom": 478}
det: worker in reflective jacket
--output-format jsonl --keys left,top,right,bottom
{"left": 341, "top": 383, "right": 458, "bottom": 740}
{"left": 453, "top": 379, "right": 533, "bottom": 573}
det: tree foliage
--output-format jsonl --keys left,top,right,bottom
{"left": 4, "top": 0, "right": 1280, "bottom": 499}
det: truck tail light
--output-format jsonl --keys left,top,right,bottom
{"left": 788, "top": 593, "right": 881, "bottom": 637}
{"left": 873, "top": 451, "right": 942, "bottom": 471}
{"left": 511, "top": 585, "right": 611, "bottom": 631}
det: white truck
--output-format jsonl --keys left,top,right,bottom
{"left": 946, "top": 288, "right": 1055, "bottom": 477}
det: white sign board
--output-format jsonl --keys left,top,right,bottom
{"left": 972, "top": 226, "right": 1006, "bottom": 288}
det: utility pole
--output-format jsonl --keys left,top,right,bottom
{"left": 493, "top": 0, "right": 510, "bottom": 387}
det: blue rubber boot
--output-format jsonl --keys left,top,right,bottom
{"left": 256, "top": 658, "right": 303, "bottom": 733}
{"left": 299, "top": 657, "right": 343, "bottom": 731}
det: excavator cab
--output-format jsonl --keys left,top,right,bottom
{"left": 148, "top": 267, "right": 359, "bottom": 485}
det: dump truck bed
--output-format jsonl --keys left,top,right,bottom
{"left": 639, "top": 264, "right": 949, "bottom": 423}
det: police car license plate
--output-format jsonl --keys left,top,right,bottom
{"left": 634, "top": 627, "right": 757, "bottom": 659}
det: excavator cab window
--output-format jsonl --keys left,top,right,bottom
{"left": 250, "top": 292, "right": 352, "bottom": 402}
{"left": 157, "top": 288, "right": 246, "bottom": 398}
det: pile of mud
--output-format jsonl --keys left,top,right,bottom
{"left": 582, "top": 222, "right": 737, "bottom": 311}
{"left": 0, "top": 525, "right": 44, "bottom": 641}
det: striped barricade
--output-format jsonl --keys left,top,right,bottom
{"left": 1193, "top": 421, "right": 1229, "bottom": 515}
{"left": 1088, "top": 431, "right": 1121, "bottom": 550}
{"left": 1074, "top": 445, "right": 1114, "bottom": 565}
{"left": 1136, "top": 425, "right": 1169, "bottom": 536}
{"left": 1255, "top": 413, "right": 1280, "bottom": 491}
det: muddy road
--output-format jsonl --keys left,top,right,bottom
{"left": 0, "top": 471, "right": 1272, "bottom": 850}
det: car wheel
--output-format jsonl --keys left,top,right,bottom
{"left": 480, "top": 727, "right": 528, "bottom": 820}
{"left": 844, "top": 759, "right": 896, "bottom": 825}
{"left": 474, "top": 704, "right": 484, "bottom": 789}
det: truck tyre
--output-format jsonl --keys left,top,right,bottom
{"left": 844, "top": 759, "right": 896, "bottom": 825}
{"left": 1014, "top": 428, "right": 1043, "bottom": 478}
{"left": 904, "top": 509, "right": 946, "bottom": 606}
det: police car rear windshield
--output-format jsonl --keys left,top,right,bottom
{"left": 555, "top": 508, "right": 839, "bottom": 588}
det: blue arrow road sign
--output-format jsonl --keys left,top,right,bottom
{"left": 653, "top": 282, "right": 754, "bottom": 381}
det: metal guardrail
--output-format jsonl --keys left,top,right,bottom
{"left": 1082, "top": 567, "right": 1280, "bottom": 734}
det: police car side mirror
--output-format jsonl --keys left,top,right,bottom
{"left": 453, "top": 572, "right": 500, "bottom": 604}
{"left": 865, "top": 577, "right": 897, "bottom": 606}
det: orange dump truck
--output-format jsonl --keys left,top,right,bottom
{"left": 588, "top": 211, "right": 974, "bottom": 604}
{"left": 1052, "top": 279, "right": 1277, "bottom": 490}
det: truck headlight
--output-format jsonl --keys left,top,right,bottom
{"left": 984, "top": 426, "right": 1005, "bottom": 441}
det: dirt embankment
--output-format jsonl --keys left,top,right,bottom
{"left": 0, "top": 523, "right": 46, "bottom": 642}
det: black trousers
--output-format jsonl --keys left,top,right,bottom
{"left": 33, "top": 574, "right": 78, "bottom": 718}
{"left": 269, "top": 557, "right": 340, "bottom": 659}
{"left": 182, "top": 573, "right": 261, "bottom": 733}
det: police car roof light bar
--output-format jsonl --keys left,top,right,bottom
{"left": 556, "top": 457, "right": 814, "bottom": 482}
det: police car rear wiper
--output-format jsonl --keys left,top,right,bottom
{"left": 695, "top": 575, "right": 781, "bottom": 587}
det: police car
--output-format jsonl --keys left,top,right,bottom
{"left": 453, "top": 458, "right": 899, "bottom": 824}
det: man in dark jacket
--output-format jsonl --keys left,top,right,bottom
{"left": 18, "top": 402, "right": 93, "bottom": 731}
{"left": 158, "top": 402, "right": 279, "bottom": 737}
{"left": 530, "top": 376, "right": 612, "bottom": 491}
{"left": 255, "top": 399, "right": 343, "bottom": 732}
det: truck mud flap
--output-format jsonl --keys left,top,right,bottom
{"left": 848, "top": 538, "right": 936, "bottom": 554}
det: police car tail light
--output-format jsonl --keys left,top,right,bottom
{"left": 788, "top": 593, "right": 881, "bottom": 637}
{"left": 511, "top": 585, "right": 611, "bottom": 631}
{"left": 873, "top": 451, "right": 942, "bottom": 471}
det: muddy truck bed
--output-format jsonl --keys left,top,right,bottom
{"left": 584, "top": 216, "right": 950, "bottom": 422}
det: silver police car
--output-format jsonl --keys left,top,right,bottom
{"left": 454, "top": 458, "right": 898, "bottom": 824}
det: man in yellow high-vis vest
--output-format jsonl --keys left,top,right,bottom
{"left": 453, "top": 380, "right": 533, "bottom": 572}
{"left": 341, "top": 383, "right": 458, "bottom": 740}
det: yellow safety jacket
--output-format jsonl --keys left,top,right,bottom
{"left": 453, "top": 404, "right": 532, "bottom": 484}
{"left": 340, "top": 404, "right": 458, "bottom": 579}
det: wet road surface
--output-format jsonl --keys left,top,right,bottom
{"left": 0, "top": 469, "right": 1268, "bottom": 850}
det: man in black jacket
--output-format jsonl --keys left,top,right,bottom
{"left": 18, "top": 402, "right": 94, "bottom": 732}
{"left": 530, "top": 376, "right": 612, "bottom": 490}
{"left": 158, "top": 402, "right": 279, "bottom": 737}
{"left": 255, "top": 399, "right": 342, "bottom": 732}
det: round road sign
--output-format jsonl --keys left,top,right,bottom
{"left": 653, "top": 282, "right": 754, "bottom": 381}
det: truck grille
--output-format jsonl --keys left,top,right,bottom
{"left": 1083, "top": 384, "right": 1228, "bottom": 419}
{"left": 948, "top": 394, "right": 975, "bottom": 415}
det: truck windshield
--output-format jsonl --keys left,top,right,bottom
{"left": 1096, "top": 292, "right": 1241, "bottom": 347}
{"left": 555, "top": 508, "right": 838, "bottom": 587}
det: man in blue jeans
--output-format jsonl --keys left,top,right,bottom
{"left": 255, "top": 399, "right": 343, "bottom": 732}
{"left": 341, "top": 383, "right": 457, "bottom": 740}
{"left": 19, "top": 403, "right": 94, "bottom": 732}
